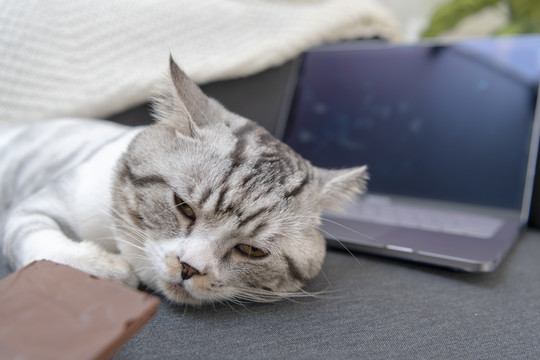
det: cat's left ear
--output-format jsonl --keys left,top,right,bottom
{"left": 153, "top": 56, "right": 213, "bottom": 137}
{"left": 315, "top": 165, "right": 368, "bottom": 210}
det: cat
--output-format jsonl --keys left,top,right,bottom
{"left": 0, "top": 57, "right": 367, "bottom": 305}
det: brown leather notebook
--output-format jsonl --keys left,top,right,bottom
{"left": 0, "top": 260, "right": 160, "bottom": 360}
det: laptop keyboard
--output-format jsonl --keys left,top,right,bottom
{"left": 341, "top": 200, "right": 504, "bottom": 239}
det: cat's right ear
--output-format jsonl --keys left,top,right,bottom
{"left": 315, "top": 165, "right": 369, "bottom": 210}
{"left": 152, "top": 56, "right": 212, "bottom": 137}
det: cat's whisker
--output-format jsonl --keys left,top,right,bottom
{"left": 127, "top": 254, "right": 153, "bottom": 263}
{"left": 223, "top": 299, "right": 248, "bottom": 312}
{"left": 112, "top": 224, "right": 146, "bottom": 242}
{"left": 114, "top": 219, "right": 146, "bottom": 240}
{"left": 108, "top": 223, "right": 148, "bottom": 246}
{"left": 231, "top": 284, "right": 329, "bottom": 304}
{"left": 274, "top": 219, "right": 367, "bottom": 291}
{"left": 115, "top": 226, "right": 149, "bottom": 243}
{"left": 316, "top": 227, "right": 366, "bottom": 272}
{"left": 113, "top": 235, "right": 148, "bottom": 253}
{"left": 111, "top": 220, "right": 151, "bottom": 246}
{"left": 116, "top": 230, "right": 148, "bottom": 250}
{"left": 319, "top": 216, "right": 378, "bottom": 243}
{"left": 315, "top": 266, "right": 333, "bottom": 291}
{"left": 133, "top": 266, "right": 156, "bottom": 272}
{"left": 84, "top": 230, "right": 150, "bottom": 258}
{"left": 285, "top": 213, "right": 379, "bottom": 244}
{"left": 279, "top": 214, "right": 372, "bottom": 270}
{"left": 87, "top": 235, "right": 116, "bottom": 243}
{"left": 108, "top": 209, "right": 150, "bottom": 243}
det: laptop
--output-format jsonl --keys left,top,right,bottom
{"left": 276, "top": 36, "right": 540, "bottom": 272}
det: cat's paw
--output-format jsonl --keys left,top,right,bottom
{"left": 66, "top": 241, "right": 139, "bottom": 288}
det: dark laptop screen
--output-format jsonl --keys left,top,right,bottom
{"left": 283, "top": 37, "right": 540, "bottom": 210}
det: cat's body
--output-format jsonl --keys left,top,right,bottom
{"left": 0, "top": 58, "right": 367, "bottom": 305}
{"left": 0, "top": 119, "right": 142, "bottom": 286}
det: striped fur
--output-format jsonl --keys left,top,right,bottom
{"left": 0, "top": 59, "right": 367, "bottom": 305}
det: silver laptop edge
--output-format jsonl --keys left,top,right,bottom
{"left": 521, "top": 82, "right": 540, "bottom": 223}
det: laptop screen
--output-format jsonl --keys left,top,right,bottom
{"left": 282, "top": 37, "right": 540, "bottom": 210}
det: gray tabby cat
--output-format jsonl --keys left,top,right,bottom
{"left": 0, "top": 57, "right": 367, "bottom": 305}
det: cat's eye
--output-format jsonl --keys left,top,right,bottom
{"left": 236, "top": 244, "right": 267, "bottom": 258}
{"left": 174, "top": 194, "right": 196, "bottom": 220}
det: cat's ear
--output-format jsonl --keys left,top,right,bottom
{"left": 152, "top": 56, "right": 212, "bottom": 137}
{"left": 315, "top": 166, "right": 368, "bottom": 210}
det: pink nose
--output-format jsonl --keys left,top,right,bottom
{"left": 180, "top": 262, "right": 200, "bottom": 280}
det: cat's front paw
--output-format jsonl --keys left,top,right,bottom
{"left": 68, "top": 241, "right": 140, "bottom": 288}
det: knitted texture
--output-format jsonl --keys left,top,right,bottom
{"left": 0, "top": 0, "right": 400, "bottom": 123}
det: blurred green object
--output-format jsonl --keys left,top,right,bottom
{"left": 422, "top": 0, "right": 540, "bottom": 37}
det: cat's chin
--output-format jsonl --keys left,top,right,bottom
{"left": 160, "top": 280, "right": 206, "bottom": 306}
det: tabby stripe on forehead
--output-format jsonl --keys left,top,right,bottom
{"left": 198, "top": 187, "right": 213, "bottom": 207}
{"left": 132, "top": 175, "right": 168, "bottom": 187}
{"left": 230, "top": 136, "right": 246, "bottom": 170}
{"left": 121, "top": 161, "right": 167, "bottom": 187}
{"left": 219, "top": 123, "right": 253, "bottom": 192}
{"left": 241, "top": 172, "right": 256, "bottom": 187}
{"left": 229, "top": 124, "right": 253, "bottom": 167}
{"left": 249, "top": 221, "right": 268, "bottom": 238}
{"left": 284, "top": 172, "right": 309, "bottom": 199}
{"left": 214, "top": 185, "right": 229, "bottom": 213}
{"left": 238, "top": 207, "right": 270, "bottom": 228}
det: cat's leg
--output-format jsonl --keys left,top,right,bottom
{"left": 2, "top": 206, "right": 139, "bottom": 287}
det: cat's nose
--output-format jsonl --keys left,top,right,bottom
{"left": 180, "top": 262, "right": 200, "bottom": 280}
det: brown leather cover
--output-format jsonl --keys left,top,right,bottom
{"left": 0, "top": 260, "right": 160, "bottom": 360}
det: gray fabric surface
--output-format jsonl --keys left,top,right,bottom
{"left": 2, "top": 231, "right": 538, "bottom": 359}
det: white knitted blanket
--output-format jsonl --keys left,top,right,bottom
{"left": 0, "top": 0, "right": 400, "bottom": 124}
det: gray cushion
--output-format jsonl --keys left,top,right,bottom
{"left": 115, "top": 231, "right": 540, "bottom": 359}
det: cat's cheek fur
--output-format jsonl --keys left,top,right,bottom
{"left": 291, "top": 232, "right": 327, "bottom": 282}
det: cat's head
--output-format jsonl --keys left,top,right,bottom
{"left": 111, "top": 57, "right": 367, "bottom": 305}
